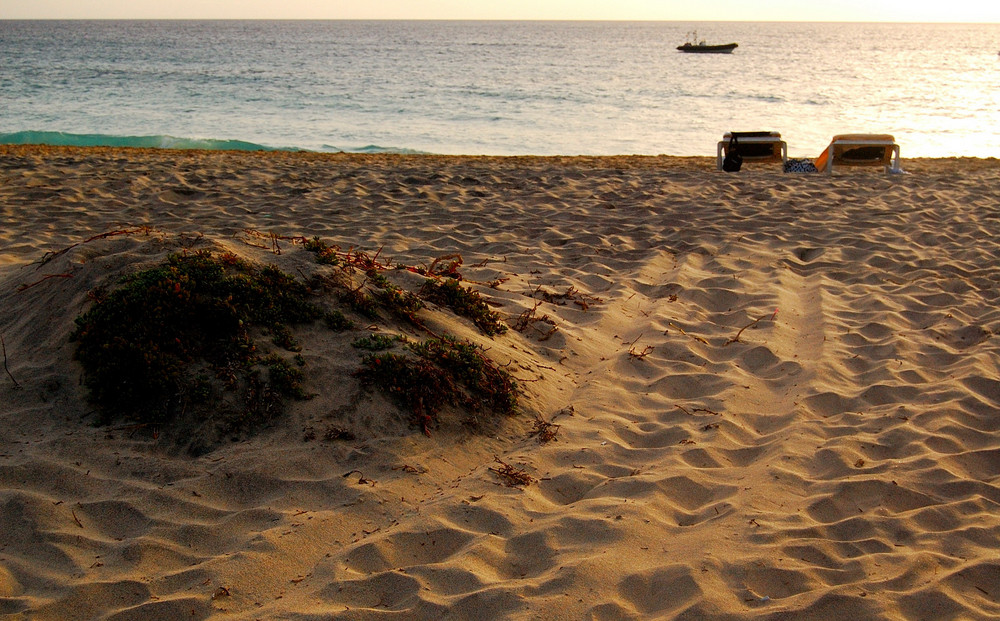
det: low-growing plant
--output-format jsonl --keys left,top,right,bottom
{"left": 324, "top": 309, "right": 354, "bottom": 331}
{"left": 421, "top": 278, "right": 507, "bottom": 337}
{"left": 410, "top": 335, "right": 518, "bottom": 414}
{"left": 530, "top": 418, "right": 560, "bottom": 443}
{"left": 377, "top": 285, "right": 424, "bottom": 324}
{"left": 340, "top": 287, "right": 378, "bottom": 319}
{"left": 260, "top": 353, "right": 308, "bottom": 399}
{"left": 356, "top": 352, "right": 456, "bottom": 434}
{"left": 364, "top": 268, "right": 392, "bottom": 289}
{"left": 352, "top": 333, "right": 404, "bottom": 351}
{"left": 303, "top": 236, "right": 340, "bottom": 265}
{"left": 71, "top": 236, "right": 524, "bottom": 449}
{"left": 490, "top": 457, "right": 534, "bottom": 487}
{"left": 71, "top": 250, "right": 320, "bottom": 432}
{"left": 356, "top": 335, "right": 518, "bottom": 434}
{"left": 270, "top": 324, "right": 301, "bottom": 351}
{"left": 339, "top": 287, "right": 380, "bottom": 319}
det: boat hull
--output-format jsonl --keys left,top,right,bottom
{"left": 677, "top": 43, "right": 738, "bottom": 54}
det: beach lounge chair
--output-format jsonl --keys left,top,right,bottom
{"left": 813, "top": 134, "right": 901, "bottom": 174}
{"left": 716, "top": 131, "right": 787, "bottom": 171}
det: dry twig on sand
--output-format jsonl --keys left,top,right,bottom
{"left": 626, "top": 333, "right": 653, "bottom": 359}
{"left": 490, "top": 457, "right": 534, "bottom": 487}
{"left": 629, "top": 345, "right": 654, "bottom": 359}
{"left": 35, "top": 227, "right": 150, "bottom": 267}
{"left": 513, "top": 300, "right": 559, "bottom": 341}
{"left": 530, "top": 418, "right": 560, "bottom": 443}
{"left": 667, "top": 322, "right": 708, "bottom": 345}
{"left": 1, "top": 333, "right": 20, "bottom": 389}
{"left": 532, "top": 285, "right": 602, "bottom": 310}
{"left": 725, "top": 315, "right": 766, "bottom": 346}
{"left": 342, "top": 469, "right": 376, "bottom": 486}
{"left": 17, "top": 273, "right": 74, "bottom": 292}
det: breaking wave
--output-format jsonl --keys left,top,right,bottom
{"left": 0, "top": 130, "right": 287, "bottom": 152}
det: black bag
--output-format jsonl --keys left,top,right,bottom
{"left": 722, "top": 134, "right": 743, "bottom": 172}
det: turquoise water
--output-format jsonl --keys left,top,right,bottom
{"left": 2, "top": 20, "right": 999, "bottom": 157}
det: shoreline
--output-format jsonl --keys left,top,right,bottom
{"left": 1, "top": 145, "right": 999, "bottom": 619}
{"left": 3, "top": 142, "right": 998, "bottom": 170}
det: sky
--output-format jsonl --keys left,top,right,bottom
{"left": 3, "top": 0, "right": 1000, "bottom": 22}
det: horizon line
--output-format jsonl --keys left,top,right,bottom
{"left": 2, "top": 17, "right": 998, "bottom": 24}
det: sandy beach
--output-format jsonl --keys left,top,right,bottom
{"left": 1, "top": 145, "right": 998, "bottom": 620}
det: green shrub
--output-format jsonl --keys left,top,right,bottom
{"left": 356, "top": 353, "right": 456, "bottom": 434}
{"left": 410, "top": 335, "right": 518, "bottom": 414}
{"left": 352, "top": 333, "right": 404, "bottom": 351}
{"left": 339, "top": 288, "right": 379, "bottom": 319}
{"left": 365, "top": 268, "right": 391, "bottom": 289}
{"left": 420, "top": 278, "right": 507, "bottom": 337}
{"left": 71, "top": 251, "right": 319, "bottom": 427}
{"left": 71, "top": 240, "right": 522, "bottom": 447}
{"left": 271, "top": 324, "right": 301, "bottom": 351}
{"left": 377, "top": 285, "right": 424, "bottom": 324}
{"left": 356, "top": 335, "right": 518, "bottom": 434}
{"left": 260, "top": 353, "right": 307, "bottom": 399}
{"left": 303, "top": 236, "right": 340, "bottom": 265}
{"left": 324, "top": 309, "right": 354, "bottom": 331}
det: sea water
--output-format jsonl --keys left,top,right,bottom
{"left": 1, "top": 20, "right": 998, "bottom": 157}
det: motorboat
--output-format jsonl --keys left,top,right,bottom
{"left": 677, "top": 31, "right": 737, "bottom": 54}
{"left": 677, "top": 41, "right": 738, "bottom": 54}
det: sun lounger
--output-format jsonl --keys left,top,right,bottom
{"left": 716, "top": 131, "right": 787, "bottom": 170}
{"left": 813, "top": 134, "right": 901, "bottom": 174}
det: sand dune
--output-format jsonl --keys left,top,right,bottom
{"left": 1, "top": 146, "right": 999, "bottom": 619}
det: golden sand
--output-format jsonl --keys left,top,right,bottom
{"left": 1, "top": 146, "right": 999, "bottom": 619}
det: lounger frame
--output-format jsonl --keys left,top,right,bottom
{"left": 716, "top": 133, "right": 788, "bottom": 170}
{"left": 823, "top": 138, "right": 901, "bottom": 174}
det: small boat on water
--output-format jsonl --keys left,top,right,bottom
{"left": 677, "top": 31, "right": 737, "bottom": 54}
{"left": 677, "top": 42, "right": 738, "bottom": 54}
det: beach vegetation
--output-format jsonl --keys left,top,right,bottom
{"left": 489, "top": 457, "right": 534, "bottom": 487}
{"left": 339, "top": 287, "right": 380, "bottom": 319}
{"left": 260, "top": 353, "right": 308, "bottom": 399}
{"left": 409, "top": 335, "right": 518, "bottom": 413}
{"left": 270, "top": 323, "right": 301, "bottom": 351}
{"left": 357, "top": 335, "right": 518, "bottom": 435}
{"left": 530, "top": 418, "right": 560, "bottom": 443}
{"left": 364, "top": 268, "right": 392, "bottom": 289}
{"left": 302, "top": 236, "right": 341, "bottom": 266}
{"left": 420, "top": 278, "right": 508, "bottom": 337}
{"left": 71, "top": 250, "right": 321, "bottom": 435}
{"left": 324, "top": 309, "right": 354, "bottom": 331}
{"left": 71, "top": 232, "right": 521, "bottom": 450}
{"left": 334, "top": 273, "right": 424, "bottom": 325}
{"left": 376, "top": 283, "right": 425, "bottom": 324}
{"left": 324, "top": 425, "right": 355, "bottom": 441}
{"left": 352, "top": 333, "right": 405, "bottom": 351}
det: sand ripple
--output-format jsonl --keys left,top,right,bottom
{"left": 1, "top": 147, "right": 999, "bottom": 619}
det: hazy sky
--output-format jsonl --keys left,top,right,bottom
{"left": 3, "top": 0, "right": 999, "bottom": 22}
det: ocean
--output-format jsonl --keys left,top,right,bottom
{"left": 1, "top": 20, "right": 998, "bottom": 158}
